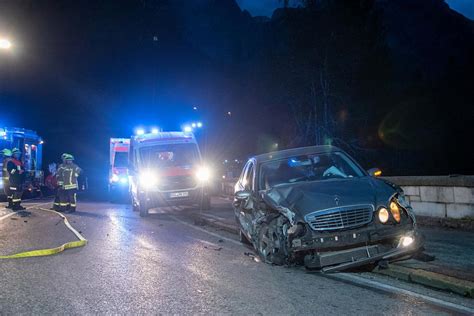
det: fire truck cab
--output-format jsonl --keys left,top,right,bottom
{"left": 109, "top": 138, "right": 130, "bottom": 194}
{"left": 0, "top": 127, "right": 44, "bottom": 197}
{"left": 129, "top": 131, "right": 211, "bottom": 217}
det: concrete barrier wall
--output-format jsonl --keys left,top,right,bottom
{"left": 222, "top": 176, "right": 474, "bottom": 219}
{"left": 383, "top": 176, "right": 474, "bottom": 219}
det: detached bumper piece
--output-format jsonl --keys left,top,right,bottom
{"left": 304, "top": 233, "right": 423, "bottom": 272}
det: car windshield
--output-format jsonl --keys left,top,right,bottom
{"left": 259, "top": 151, "right": 365, "bottom": 190}
{"left": 139, "top": 143, "right": 200, "bottom": 169}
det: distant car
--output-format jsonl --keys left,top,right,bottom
{"left": 233, "top": 145, "right": 423, "bottom": 272}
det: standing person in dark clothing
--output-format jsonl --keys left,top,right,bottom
{"left": 56, "top": 153, "right": 82, "bottom": 213}
{"left": 2, "top": 149, "right": 13, "bottom": 208}
{"left": 7, "top": 148, "right": 26, "bottom": 211}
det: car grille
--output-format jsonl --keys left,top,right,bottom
{"left": 158, "top": 175, "right": 197, "bottom": 191}
{"left": 305, "top": 205, "right": 374, "bottom": 231}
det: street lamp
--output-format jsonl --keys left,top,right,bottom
{"left": 0, "top": 38, "right": 12, "bottom": 50}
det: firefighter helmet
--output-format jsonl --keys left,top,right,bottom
{"left": 11, "top": 148, "right": 21, "bottom": 155}
{"left": 2, "top": 149, "right": 12, "bottom": 157}
{"left": 62, "top": 153, "right": 74, "bottom": 161}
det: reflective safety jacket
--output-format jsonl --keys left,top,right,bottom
{"left": 6, "top": 158, "right": 25, "bottom": 187}
{"left": 56, "top": 163, "right": 82, "bottom": 190}
{"left": 2, "top": 157, "right": 12, "bottom": 183}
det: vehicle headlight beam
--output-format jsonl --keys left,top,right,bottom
{"left": 196, "top": 166, "right": 211, "bottom": 182}
{"left": 139, "top": 171, "right": 159, "bottom": 189}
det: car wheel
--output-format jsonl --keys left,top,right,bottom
{"left": 239, "top": 230, "right": 252, "bottom": 245}
{"left": 257, "top": 217, "right": 288, "bottom": 265}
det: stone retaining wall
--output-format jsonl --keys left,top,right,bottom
{"left": 383, "top": 176, "right": 474, "bottom": 219}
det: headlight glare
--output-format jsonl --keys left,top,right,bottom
{"left": 378, "top": 207, "right": 389, "bottom": 224}
{"left": 196, "top": 167, "right": 211, "bottom": 182}
{"left": 110, "top": 174, "right": 119, "bottom": 183}
{"left": 399, "top": 236, "right": 414, "bottom": 247}
{"left": 390, "top": 201, "right": 401, "bottom": 223}
{"left": 139, "top": 171, "right": 158, "bottom": 188}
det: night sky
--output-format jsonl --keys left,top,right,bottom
{"left": 0, "top": 0, "right": 473, "bottom": 186}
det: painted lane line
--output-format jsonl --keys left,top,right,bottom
{"left": 0, "top": 201, "right": 53, "bottom": 222}
{"left": 328, "top": 273, "right": 474, "bottom": 315}
{"left": 166, "top": 214, "right": 241, "bottom": 246}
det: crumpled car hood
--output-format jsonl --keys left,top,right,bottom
{"left": 261, "top": 177, "right": 396, "bottom": 222}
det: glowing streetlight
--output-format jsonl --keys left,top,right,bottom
{"left": 183, "top": 125, "right": 193, "bottom": 133}
{"left": 0, "top": 38, "right": 12, "bottom": 50}
{"left": 136, "top": 128, "right": 145, "bottom": 136}
{"left": 151, "top": 127, "right": 159, "bottom": 134}
{"left": 197, "top": 122, "right": 203, "bottom": 128}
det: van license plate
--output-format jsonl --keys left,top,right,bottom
{"left": 170, "top": 191, "right": 189, "bottom": 198}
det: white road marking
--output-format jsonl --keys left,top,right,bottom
{"left": 167, "top": 211, "right": 474, "bottom": 315}
{"left": 166, "top": 214, "right": 241, "bottom": 246}
{"left": 329, "top": 273, "right": 474, "bottom": 314}
{"left": 0, "top": 201, "right": 53, "bottom": 222}
{"left": 199, "top": 213, "right": 228, "bottom": 221}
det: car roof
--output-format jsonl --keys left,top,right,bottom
{"left": 252, "top": 145, "right": 342, "bottom": 164}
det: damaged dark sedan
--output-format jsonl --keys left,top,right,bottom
{"left": 233, "top": 146, "right": 423, "bottom": 272}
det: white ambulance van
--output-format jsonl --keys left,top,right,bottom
{"left": 128, "top": 131, "right": 211, "bottom": 216}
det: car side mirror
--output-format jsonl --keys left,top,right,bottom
{"left": 368, "top": 168, "right": 382, "bottom": 177}
{"left": 235, "top": 190, "right": 251, "bottom": 201}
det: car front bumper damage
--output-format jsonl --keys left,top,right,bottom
{"left": 303, "top": 231, "right": 424, "bottom": 272}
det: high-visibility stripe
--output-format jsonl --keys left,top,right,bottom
{"left": 12, "top": 199, "right": 21, "bottom": 202}
{"left": 64, "top": 184, "right": 77, "bottom": 190}
{"left": 9, "top": 187, "right": 16, "bottom": 191}
{"left": 59, "top": 203, "right": 69, "bottom": 206}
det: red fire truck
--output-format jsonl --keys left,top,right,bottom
{"left": 0, "top": 127, "right": 44, "bottom": 197}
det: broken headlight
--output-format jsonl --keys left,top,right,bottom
{"left": 389, "top": 201, "right": 401, "bottom": 223}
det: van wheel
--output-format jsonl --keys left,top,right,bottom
{"left": 131, "top": 196, "right": 139, "bottom": 212}
{"left": 139, "top": 200, "right": 149, "bottom": 217}
{"left": 199, "top": 196, "right": 211, "bottom": 210}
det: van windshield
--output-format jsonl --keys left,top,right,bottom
{"left": 114, "top": 152, "right": 128, "bottom": 168}
{"left": 139, "top": 143, "right": 200, "bottom": 169}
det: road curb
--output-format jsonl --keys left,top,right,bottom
{"left": 374, "top": 265, "right": 474, "bottom": 297}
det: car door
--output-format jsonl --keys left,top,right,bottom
{"left": 234, "top": 160, "right": 256, "bottom": 237}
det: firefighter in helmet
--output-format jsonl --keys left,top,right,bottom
{"left": 2, "top": 148, "right": 13, "bottom": 208}
{"left": 56, "top": 153, "right": 82, "bottom": 212}
{"left": 6, "top": 148, "right": 26, "bottom": 211}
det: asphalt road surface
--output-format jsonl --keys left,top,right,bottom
{"left": 0, "top": 198, "right": 473, "bottom": 315}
